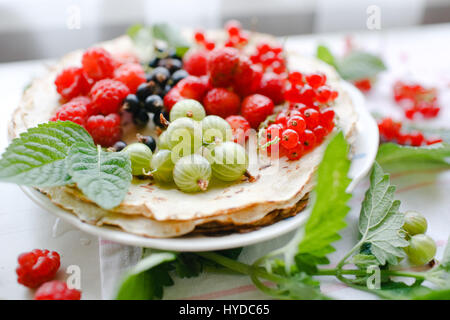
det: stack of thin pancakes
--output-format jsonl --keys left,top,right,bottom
{"left": 8, "top": 32, "right": 358, "bottom": 238}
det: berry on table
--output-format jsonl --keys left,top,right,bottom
{"left": 203, "top": 88, "right": 240, "bottom": 118}
{"left": 81, "top": 47, "right": 115, "bottom": 80}
{"left": 137, "top": 134, "right": 157, "bottom": 152}
{"left": 136, "top": 81, "right": 159, "bottom": 101}
{"left": 207, "top": 47, "right": 240, "bottom": 87}
{"left": 149, "top": 67, "right": 171, "bottom": 86}
{"left": 183, "top": 49, "right": 209, "bottom": 76}
{"left": 90, "top": 79, "right": 130, "bottom": 115}
{"left": 112, "top": 140, "right": 127, "bottom": 152}
{"left": 85, "top": 113, "right": 122, "bottom": 147}
{"left": 241, "top": 94, "right": 275, "bottom": 129}
{"left": 113, "top": 62, "right": 146, "bottom": 92}
{"left": 123, "top": 94, "right": 141, "bottom": 114}
{"left": 226, "top": 115, "right": 251, "bottom": 143}
{"left": 16, "top": 249, "right": 60, "bottom": 288}
{"left": 34, "top": 280, "right": 81, "bottom": 300}
{"left": 133, "top": 108, "right": 150, "bottom": 127}
{"left": 54, "top": 67, "right": 92, "bottom": 100}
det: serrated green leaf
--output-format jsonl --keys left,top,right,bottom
{"left": 358, "top": 163, "right": 409, "bottom": 265}
{"left": 337, "top": 51, "right": 386, "bottom": 81}
{"left": 67, "top": 143, "right": 132, "bottom": 210}
{"left": 376, "top": 143, "right": 450, "bottom": 173}
{"left": 296, "top": 132, "right": 352, "bottom": 259}
{"left": 316, "top": 45, "right": 337, "bottom": 68}
{"left": 0, "top": 121, "right": 93, "bottom": 186}
{"left": 116, "top": 252, "right": 176, "bottom": 300}
{"left": 276, "top": 132, "right": 351, "bottom": 272}
{"left": 152, "top": 23, "right": 190, "bottom": 57}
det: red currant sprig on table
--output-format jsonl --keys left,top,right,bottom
{"left": 250, "top": 43, "right": 286, "bottom": 75}
{"left": 378, "top": 117, "right": 442, "bottom": 146}
{"left": 393, "top": 81, "right": 440, "bottom": 120}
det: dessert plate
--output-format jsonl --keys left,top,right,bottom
{"left": 21, "top": 81, "right": 378, "bottom": 252}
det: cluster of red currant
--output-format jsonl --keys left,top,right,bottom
{"left": 285, "top": 71, "right": 338, "bottom": 106}
{"left": 259, "top": 72, "right": 338, "bottom": 160}
{"left": 250, "top": 43, "right": 286, "bottom": 75}
{"left": 193, "top": 31, "right": 216, "bottom": 51}
{"left": 378, "top": 117, "right": 442, "bottom": 146}
{"left": 393, "top": 81, "right": 440, "bottom": 120}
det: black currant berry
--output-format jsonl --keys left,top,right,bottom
{"left": 123, "top": 94, "right": 141, "bottom": 113}
{"left": 133, "top": 109, "right": 150, "bottom": 127}
{"left": 144, "top": 95, "right": 164, "bottom": 113}
{"left": 136, "top": 81, "right": 157, "bottom": 101}
{"left": 149, "top": 67, "right": 170, "bottom": 86}
{"left": 170, "top": 69, "right": 188, "bottom": 85}
{"left": 138, "top": 135, "right": 156, "bottom": 152}
{"left": 158, "top": 58, "right": 182, "bottom": 74}
{"left": 148, "top": 56, "right": 160, "bottom": 68}
{"left": 112, "top": 140, "right": 127, "bottom": 152}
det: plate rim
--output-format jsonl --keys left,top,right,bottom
{"left": 20, "top": 81, "right": 379, "bottom": 252}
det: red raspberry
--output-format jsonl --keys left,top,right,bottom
{"left": 70, "top": 95, "right": 96, "bottom": 115}
{"left": 257, "top": 72, "right": 285, "bottom": 105}
{"left": 35, "top": 280, "right": 81, "bottom": 300}
{"left": 90, "top": 79, "right": 129, "bottom": 115}
{"left": 164, "top": 87, "right": 184, "bottom": 111}
{"left": 86, "top": 113, "right": 122, "bottom": 147}
{"left": 176, "top": 75, "right": 208, "bottom": 102}
{"left": 54, "top": 67, "right": 92, "bottom": 100}
{"left": 113, "top": 63, "right": 146, "bottom": 92}
{"left": 203, "top": 88, "right": 240, "bottom": 118}
{"left": 207, "top": 47, "right": 240, "bottom": 87}
{"left": 241, "top": 94, "right": 274, "bottom": 129}
{"left": 225, "top": 115, "right": 251, "bottom": 143}
{"left": 16, "top": 249, "right": 60, "bottom": 288}
{"left": 183, "top": 50, "right": 209, "bottom": 76}
{"left": 52, "top": 100, "right": 89, "bottom": 127}
{"left": 82, "top": 47, "right": 115, "bottom": 80}
{"left": 233, "top": 57, "right": 263, "bottom": 97}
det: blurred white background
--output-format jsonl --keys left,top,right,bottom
{"left": 0, "top": 0, "right": 449, "bottom": 62}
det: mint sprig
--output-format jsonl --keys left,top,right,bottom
{"left": 0, "top": 121, "right": 93, "bottom": 186}
{"left": 68, "top": 143, "right": 132, "bottom": 210}
{"left": 0, "top": 121, "right": 132, "bottom": 210}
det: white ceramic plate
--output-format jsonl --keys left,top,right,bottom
{"left": 21, "top": 82, "right": 378, "bottom": 252}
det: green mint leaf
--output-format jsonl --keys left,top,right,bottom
{"left": 358, "top": 163, "right": 409, "bottom": 265}
{"left": 152, "top": 23, "right": 190, "bottom": 57}
{"left": 67, "top": 143, "right": 132, "bottom": 210}
{"left": 116, "top": 252, "right": 176, "bottom": 300}
{"left": 0, "top": 121, "right": 93, "bottom": 186}
{"left": 316, "top": 45, "right": 337, "bottom": 68}
{"left": 376, "top": 143, "right": 450, "bottom": 173}
{"left": 336, "top": 51, "right": 386, "bottom": 81}
{"left": 296, "top": 132, "right": 352, "bottom": 266}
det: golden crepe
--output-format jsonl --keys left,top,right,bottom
{"left": 8, "top": 32, "right": 358, "bottom": 238}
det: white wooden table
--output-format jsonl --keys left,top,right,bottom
{"left": 0, "top": 23, "right": 449, "bottom": 300}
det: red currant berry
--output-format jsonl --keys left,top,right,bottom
{"left": 302, "top": 108, "right": 320, "bottom": 129}
{"left": 305, "top": 73, "right": 326, "bottom": 89}
{"left": 287, "top": 115, "right": 306, "bottom": 134}
{"left": 281, "top": 129, "right": 299, "bottom": 149}
{"left": 225, "top": 20, "right": 242, "bottom": 36}
{"left": 286, "top": 143, "right": 304, "bottom": 160}
{"left": 288, "top": 71, "right": 303, "bottom": 85}
{"left": 313, "top": 125, "right": 327, "bottom": 143}
{"left": 194, "top": 30, "right": 205, "bottom": 43}
{"left": 299, "top": 129, "right": 317, "bottom": 152}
